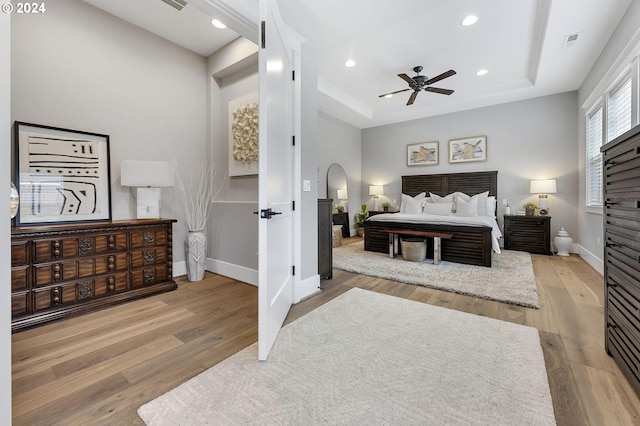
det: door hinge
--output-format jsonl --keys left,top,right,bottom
{"left": 292, "top": 70, "right": 295, "bottom": 80}
{"left": 260, "top": 21, "right": 266, "bottom": 49}
{"left": 292, "top": 265, "right": 295, "bottom": 276}
{"left": 292, "top": 135, "right": 295, "bottom": 146}
{"left": 292, "top": 200, "right": 295, "bottom": 211}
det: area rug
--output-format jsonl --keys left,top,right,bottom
{"left": 138, "top": 288, "right": 555, "bottom": 425}
{"left": 333, "top": 241, "right": 540, "bottom": 308}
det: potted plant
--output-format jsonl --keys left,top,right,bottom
{"left": 355, "top": 204, "right": 367, "bottom": 237}
{"left": 381, "top": 201, "right": 391, "bottom": 212}
{"left": 336, "top": 205, "right": 345, "bottom": 213}
{"left": 523, "top": 202, "right": 537, "bottom": 216}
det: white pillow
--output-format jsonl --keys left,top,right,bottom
{"left": 486, "top": 196, "right": 497, "bottom": 217}
{"left": 423, "top": 202, "right": 453, "bottom": 216}
{"left": 454, "top": 196, "right": 479, "bottom": 217}
{"left": 429, "top": 192, "right": 455, "bottom": 203}
{"left": 456, "top": 191, "right": 489, "bottom": 216}
{"left": 400, "top": 192, "right": 425, "bottom": 213}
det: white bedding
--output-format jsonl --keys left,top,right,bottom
{"left": 367, "top": 213, "right": 502, "bottom": 254}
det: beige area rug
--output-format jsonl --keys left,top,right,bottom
{"left": 334, "top": 241, "right": 540, "bottom": 308}
{"left": 138, "top": 288, "right": 555, "bottom": 425}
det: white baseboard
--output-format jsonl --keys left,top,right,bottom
{"left": 576, "top": 244, "right": 604, "bottom": 276}
{"left": 206, "top": 258, "right": 258, "bottom": 286}
{"left": 294, "top": 274, "right": 321, "bottom": 303}
{"left": 173, "top": 261, "right": 187, "bottom": 278}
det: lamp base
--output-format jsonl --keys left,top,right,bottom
{"left": 136, "top": 187, "right": 161, "bottom": 219}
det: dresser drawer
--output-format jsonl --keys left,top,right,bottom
{"left": 33, "top": 282, "right": 77, "bottom": 312}
{"left": 131, "top": 247, "right": 167, "bottom": 268}
{"left": 33, "top": 253, "right": 128, "bottom": 287}
{"left": 12, "top": 292, "right": 29, "bottom": 317}
{"left": 11, "top": 241, "right": 30, "bottom": 266}
{"left": 94, "top": 273, "right": 129, "bottom": 296}
{"left": 131, "top": 228, "right": 167, "bottom": 249}
{"left": 131, "top": 265, "right": 168, "bottom": 289}
{"left": 11, "top": 266, "right": 29, "bottom": 292}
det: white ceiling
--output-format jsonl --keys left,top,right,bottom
{"left": 83, "top": 0, "right": 632, "bottom": 129}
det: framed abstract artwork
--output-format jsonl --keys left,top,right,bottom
{"left": 448, "top": 135, "right": 487, "bottom": 163}
{"left": 407, "top": 141, "right": 439, "bottom": 166}
{"left": 14, "top": 122, "right": 112, "bottom": 225}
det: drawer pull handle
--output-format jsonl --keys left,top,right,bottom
{"left": 636, "top": 201, "right": 640, "bottom": 209}
{"left": 607, "top": 322, "right": 618, "bottom": 329}
{"left": 53, "top": 287, "right": 60, "bottom": 304}
{"left": 604, "top": 201, "right": 616, "bottom": 207}
{"left": 636, "top": 146, "right": 640, "bottom": 155}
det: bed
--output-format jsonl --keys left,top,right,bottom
{"left": 364, "top": 171, "right": 499, "bottom": 267}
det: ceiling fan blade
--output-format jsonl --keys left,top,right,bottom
{"left": 425, "top": 69, "right": 456, "bottom": 85}
{"left": 425, "top": 87, "right": 454, "bottom": 95}
{"left": 398, "top": 73, "right": 415, "bottom": 85}
{"left": 378, "top": 88, "right": 411, "bottom": 98}
{"left": 407, "top": 91, "right": 419, "bottom": 105}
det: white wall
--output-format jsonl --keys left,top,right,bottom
{"left": 317, "top": 112, "right": 362, "bottom": 235}
{"left": 578, "top": 0, "right": 640, "bottom": 273}
{"left": 362, "top": 92, "right": 580, "bottom": 244}
{"left": 1, "top": 10, "right": 12, "bottom": 423}
{"left": 11, "top": 0, "right": 208, "bottom": 265}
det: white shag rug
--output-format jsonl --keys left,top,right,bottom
{"left": 138, "top": 288, "right": 555, "bottom": 426}
{"left": 333, "top": 241, "right": 540, "bottom": 308}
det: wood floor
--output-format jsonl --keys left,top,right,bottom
{"left": 12, "top": 237, "right": 640, "bottom": 425}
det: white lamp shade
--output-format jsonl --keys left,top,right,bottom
{"left": 121, "top": 160, "right": 175, "bottom": 187}
{"left": 530, "top": 179, "right": 557, "bottom": 194}
{"left": 337, "top": 189, "right": 348, "bottom": 200}
{"left": 369, "top": 185, "right": 384, "bottom": 196}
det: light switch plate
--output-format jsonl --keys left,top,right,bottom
{"left": 303, "top": 180, "right": 311, "bottom": 192}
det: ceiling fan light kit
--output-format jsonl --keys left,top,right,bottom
{"left": 379, "top": 65, "right": 456, "bottom": 105}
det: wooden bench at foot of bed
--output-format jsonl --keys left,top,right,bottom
{"left": 364, "top": 220, "right": 493, "bottom": 267}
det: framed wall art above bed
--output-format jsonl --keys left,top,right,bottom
{"left": 407, "top": 141, "right": 439, "bottom": 166}
{"left": 448, "top": 135, "right": 487, "bottom": 163}
{"left": 14, "top": 122, "right": 112, "bottom": 226}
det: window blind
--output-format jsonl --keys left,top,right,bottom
{"left": 586, "top": 107, "right": 603, "bottom": 206}
{"left": 607, "top": 78, "right": 632, "bottom": 142}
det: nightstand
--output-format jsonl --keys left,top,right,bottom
{"left": 503, "top": 215, "right": 551, "bottom": 255}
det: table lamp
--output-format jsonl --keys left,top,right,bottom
{"left": 369, "top": 185, "right": 384, "bottom": 211}
{"left": 121, "top": 160, "right": 174, "bottom": 219}
{"left": 530, "top": 179, "right": 557, "bottom": 216}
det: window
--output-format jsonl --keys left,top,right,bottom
{"left": 586, "top": 107, "right": 603, "bottom": 207}
{"left": 607, "top": 77, "right": 632, "bottom": 142}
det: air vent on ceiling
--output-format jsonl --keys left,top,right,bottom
{"left": 160, "top": 0, "right": 187, "bottom": 11}
{"left": 563, "top": 32, "right": 581, "bottom": 49}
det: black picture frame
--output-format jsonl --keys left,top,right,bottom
{"left": 14, "top": 121, "right": 112, "bottom": 226}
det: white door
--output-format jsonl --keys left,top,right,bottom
{"left": 257, "top": 0, "right": 295, "bottom": 361}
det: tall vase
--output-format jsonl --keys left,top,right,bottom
{"left": 185, "top": 230, "right": 206, "bottom": 281}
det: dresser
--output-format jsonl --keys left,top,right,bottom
{"left": 11, "top": 219, "right": 177, "bottom": 332}
{"left": 503, "top": 215, "right": 551, "bottom": 255}
{"left": 602, "top": 124, "right": 640, "bottom": 395}
{"left": 318, "top": 199, "right": 333, "bottom": 280}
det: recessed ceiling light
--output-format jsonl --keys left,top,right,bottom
{"left": 461, "top": 15, "right": 478, "bottom": 26}
{"left": 476, "top": 69, "right": 488, "bottom": 76}
{"left": 345, "top": 59, "right": 356, "bottom": 68}
{"left": 211, "top": 19, "right": 227, "bottom": 29}
{"left": 383, "top": 94, "right": 393, "bottom": 98}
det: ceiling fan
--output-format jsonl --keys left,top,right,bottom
{"left": 379, "top": 66, "right": 456, "bottom": 105}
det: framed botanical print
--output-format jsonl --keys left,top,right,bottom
{"left": 448, "top": 135, "right": 487, "bottom": 163}
{"left": 14, "top": 122, "right": 112, "bottom": 225}
{"left": 407, "top": 141, "right": 439, "bottom": 166}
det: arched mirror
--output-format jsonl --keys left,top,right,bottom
{"left": 327, "top": 163, "right": 348, "bottom": 213}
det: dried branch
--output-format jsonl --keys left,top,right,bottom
{"left": 174, "top": 160, "right": 226, "bottom": 232}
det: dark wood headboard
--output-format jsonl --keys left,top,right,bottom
{"left": 402, "top": 171, "right": 498, "bottom": 198}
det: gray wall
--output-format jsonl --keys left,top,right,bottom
{"left": 10, "top": 0, "right": 208, "bottom": 265}
{"left": 578, "top": 0, "right": 640, "bottom": 272}
{"left": 362, "top": 92, "right": 580, "bottom": 243}
{"left": 1, "top": 9, "right": 11, "bottom": 422}
{"left": 317, "top": 112, "right": 362, "bottom": 235}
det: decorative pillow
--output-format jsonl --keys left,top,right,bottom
{"left": 400, "top": 192, "right": 425, "bottom": 213}
{"left": 423, "top": 202, "right": 453, "bottom": 216}
{"left": 454, "top": 196, "right": 479, "bottom": 217}
{"left": 456, "top": 191, "right": 489, "bottom": 216}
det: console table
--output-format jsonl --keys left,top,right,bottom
{"left": 11, "top": 219, "right": 177, "bottom": 332}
